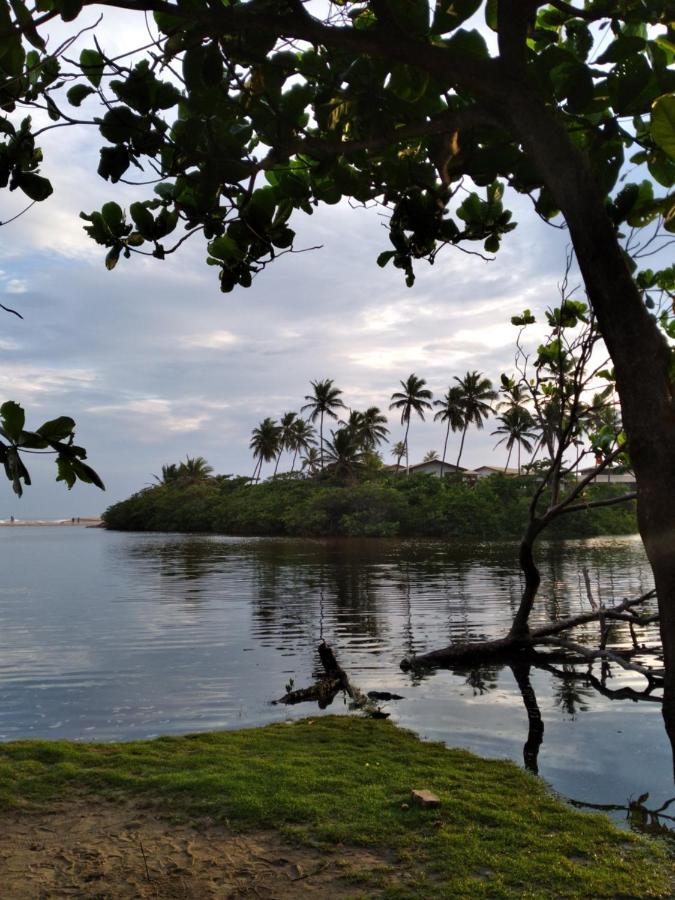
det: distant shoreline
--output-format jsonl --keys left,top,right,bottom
{"left": 0, "top": 518, "right": 102, "bottom": 527}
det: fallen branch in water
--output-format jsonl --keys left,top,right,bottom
{"left": 401, "top": 589, "right": 657, "bottom": 671}
{"left": 274, "top": 641, "right": 389, "bottom": 717}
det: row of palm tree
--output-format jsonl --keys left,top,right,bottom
{"left": 249, "top": 365, "right": 612, "bottom": 482}
{"left": 390, "top": 371, "right": 497, "bottom": 475}
{"left": 249, "top": 372, "right": 505, "bottom": 482}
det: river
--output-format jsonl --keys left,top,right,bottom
{"left": 0, "top": 527, "right": 671, "bottom": 834}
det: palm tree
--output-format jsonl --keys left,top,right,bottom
{"left": 323, "top": 427, "right": 366, "bottom": 482}
{"left": 288, "top": 418, "right": 316, "bottom": 472}
{"left": 301, "top": 379, "right": 346, "bottom": 470}
{"left": 497, "top": 378, "right": 529, "bottom": 414}
{"left": 177, "top": 455, "right": 213, "bottom": 484}
{"left": 389, "top": 374, "right": 432, "bottom": 472}
{"left": 153, "top": 462, "right": 180, "bottom": 485}
{"left": 492, "top": 407, "right": 538, "bottom": 473}
{"left": 453, "top": 371, "right": 497, "bottom": 469}
{"left": 433, "top": 385, "right": 465, "bottom": 477}
{"left": 300, "top": 446, "right": 321, "bottom": 475}
{"left": 360, "top": 406, "right": 389, "bottom": 450}
{"left": 340, "top": 406, "right": 389, "bottom": 451}
{"left": 391, "top": 441, "right": 406, "bottom": 469}
{"left": 249, "top": 418, "right": 281, "bottom": 482}
{"left": 274, "top": 411, "right": 298, "bottom": 476}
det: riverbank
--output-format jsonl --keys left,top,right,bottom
{"left": 0, "top": 517, "right": 102, "bottom": 527}
{"left": 103, "top": 473, "right": 636, "bottom": 539}
{"left": 0, "top": 717, "right": 671, "bottom": 898}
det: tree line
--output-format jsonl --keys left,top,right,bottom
{"left": 246, "top": 359, "right": 619, "bottom": 485}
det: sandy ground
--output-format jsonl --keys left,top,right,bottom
{"left": 0, "top": 800, "right": 385, "bottom": 898}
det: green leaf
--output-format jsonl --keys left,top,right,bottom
{"left": 388, "top": 64, "right": 430, "bottom": 103}
{"left": 485, "top": 0, "right": 497, "bottom": 31}
{"left": 444, "top": 28, "right": 489, "bottom": 60}
{"left": 377, "top": 250, "right": 396, "bottom": 268}
{"left": 67, "top": 83, "right": 95, "bottom": 107}
{"left": 105, "top": 245, "right": 121, "bottom": 270}
{"left": 36, "top": 415, "right": 75, "bottom": 442}
{"left": 101, "top": 201, "right": 125, "bottom": 236}
{"left": 129, "top": 201, "right": 155, "bottom": 238}
{"left": 651, "top": 94, "right": 675, "bottom": 162}
{"left": 80, "top": 48, "right": 103, "bottom": 87}
{"left": 432, "top": 0, "right": 481, "bottom": 35}
{"left": 207, "top": 234, "right": 244, "bottom": 262}
{"left": 14, "top": 171, "right": 52, "bottom": 201}
{"left": 98, "top": 145, "right": 130, "bottom": 183}
{"left": 9, "top": 0, "right": 45, "bottom": 50}
{"left": 70, "top": 458, "right": 105, "bottom": 489}
{"left": 0, "top": 401, "right": 25, "bottom": 441}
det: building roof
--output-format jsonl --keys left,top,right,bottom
{"left": 465, "top": 465, "right": 520, "bottom": 476}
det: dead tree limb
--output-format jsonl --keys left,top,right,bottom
{"left": 401, "top": 590, "right": 656, "bottom": 671}
{"left": 274, "top": 642, "right": 387, "bottom": 716}
{"left": 537, "top": 636, "right": 664, "bottom": 684}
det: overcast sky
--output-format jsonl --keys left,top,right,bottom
{"left": 0, "top": 12, "right": 577, "bottom": 518}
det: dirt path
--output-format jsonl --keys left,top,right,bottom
{"left": 0, "top": 800, "right": 385, "bottom": 898}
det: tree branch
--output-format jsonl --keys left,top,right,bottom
{"left": 554, "top": 491, "right": 637, "bottom": 517}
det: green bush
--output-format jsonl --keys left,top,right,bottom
{"left": 103, "top": 472, "right": 638, "bottom": 540}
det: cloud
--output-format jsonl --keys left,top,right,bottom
{"left": 180, "top": 330, "right": 240, "bottom": 349}
{"left": 0, "top": 102, "right": 582, "bottom": 516}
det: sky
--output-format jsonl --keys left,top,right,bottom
{"left": 0, "top": 11, "right": 578, "bottom": 518}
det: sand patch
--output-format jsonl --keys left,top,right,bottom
{"left": 0, "top": 800, "right": 386, "bottom": 898}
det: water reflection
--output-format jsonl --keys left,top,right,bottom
{"left": 0, "top": 528, "right": 671, "bottom": 837}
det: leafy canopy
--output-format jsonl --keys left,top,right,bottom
{"left": 0, "top": 0, "right": 672, "bottom": 302}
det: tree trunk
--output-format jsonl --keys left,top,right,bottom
{"left": 502, "top": 80, "right": 675, "bottom": 715}
{"left": 456, "top": 424, "right": 468, "bottom": 470}
{"left": 320, "top": 411, "right": 324, "bottom": 470}
{"left": 441, "top": 420, "right": 450, "bottom": 478}
{"left": 509, "top": 520, "right": 543, "bottom": 638}
{"left": 403, "top": 417, "right": 411, "bottom": 474}
{"left": 504, "top": 442, "right": 513, "bottom": 473}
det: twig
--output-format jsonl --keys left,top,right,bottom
{"left": 139, "top": 839, "right": 151, "bottom": 882}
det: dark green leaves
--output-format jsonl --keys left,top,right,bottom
{"left": 36, "top": 416, "right": 75, "bottom": 442}
{"left": 80, "top": 48, "right": 103, "bottom": 87}
{"left": 67, "top": 83, "right": 95, "bottom": 107}
{"left": 0, "top": 403, "right": 103, "bottom": 496}
{"left": 652, "top": 94, "right": 675, "bottom": 161}
{"left": 432, "top": 0, "right": 481, "bottom": 35}
{"left": 13, "top": 170, "right": 52, "bottom": 201}
{"left": 0, "top": 401, "right": 24, "bottom": 441}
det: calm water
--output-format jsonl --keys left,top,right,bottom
{"left": 0, "top": 528, "right": 672, "bottom": 833}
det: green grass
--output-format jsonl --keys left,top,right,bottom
{"left": 0, "top": 716, "right": 671, "bottom": 898}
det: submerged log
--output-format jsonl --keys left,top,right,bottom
{"left": 401, "top": 590, "right": 657, "bottom": 671}
{"left": 274, "top": 642, "right": 388, "bottom": 716}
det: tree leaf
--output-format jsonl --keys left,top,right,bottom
{"left": 14, "top": 171, "right": 52, "bottom": 201}
{"left": 651, "top": 94, "right": 675, "bottom": 162}
{"left": 80, "top": 48, "right": 103, "bottom": 87}
{"left": 36, "top": 415, "right": 75, "bottom": 442}
{"left": 67, "top": 83, "right": 95, "bottom": 107}
{"left": 0, "top": 400, "right": 25, "bottom": 441}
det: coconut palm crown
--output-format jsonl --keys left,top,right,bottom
{"left": 492, "top": 407, "right": 538, "bottom": 473}
{"left": 453, "top": 371, "right": 497, "bottom": 469}
{"left": 389, "top": 374, "right": 432, "bottom": 471}
{"left": 249, "top": 418, "right": 281, "bottom": 482}
{"left": 301, "top": 378, "right": 346, "bottom": 469}
{"left": 433, "top": 385, "right": 466, "bottom": 477}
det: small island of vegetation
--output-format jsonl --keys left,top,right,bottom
{"left": 103, "top": 463, "right": 636, "bottom": 541}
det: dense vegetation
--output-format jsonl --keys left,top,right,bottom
{"left": 103, "top": 470, "right": 636, "bottom": 540}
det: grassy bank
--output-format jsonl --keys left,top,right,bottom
{"left": 103, "top": 472, "right": 637, "bottom": 539}
{"left": 0, "top": 716, "right": 670, "bottom": 898}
